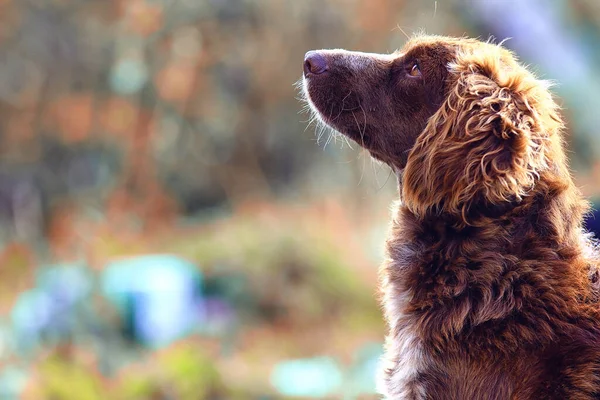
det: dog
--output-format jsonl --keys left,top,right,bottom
{"left": 301, "top": 34, "right": 600, "bottom": 399}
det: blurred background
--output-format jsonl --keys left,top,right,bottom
{"left": 0, "top": 0, "right": 599, "bottom": 399}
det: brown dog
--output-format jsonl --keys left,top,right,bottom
{"left": 301, "top": 35, "right": 600, "bottom": 399}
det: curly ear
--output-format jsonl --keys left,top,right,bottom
{"left": 403, "top": 55, "right": 561, "bottom": 221}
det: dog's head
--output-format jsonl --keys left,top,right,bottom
{"left": 302, "top": 35, "right": 564, "bottom": 219}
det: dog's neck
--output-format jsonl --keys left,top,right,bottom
{"left": 394, "top": 168, "right": 583, "bottom": 229}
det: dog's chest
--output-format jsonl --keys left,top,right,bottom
{"left": 382, "top": 328, "right": 516, "bottom": 400}
{"left": 382, "top": 326, "right": 429, "bottom": 399}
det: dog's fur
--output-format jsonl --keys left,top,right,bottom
{"left": 302, "top": 35, "right": 600, "bottom": 399}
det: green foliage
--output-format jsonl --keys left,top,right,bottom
{"left": 162, "top": 346, "right": 223, "bottom": 399}
{"left": 118, "top": 345, "right": 225, "bottom": 400}
{"left": 172, "top": 212, "right": 380, "bottom": 326}
{"left": 34, "top": 354, "right": 106, "bottom": 400}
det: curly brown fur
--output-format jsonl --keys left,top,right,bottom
{"left": 301, "top": 34, "right": 600, "bottom": 399}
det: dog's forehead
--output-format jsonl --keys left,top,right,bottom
{"left": 397, "top": 37, "right": 459, "bottom": 61}
{"left": 400, "top": 36, "right": 507, "bottom": 57}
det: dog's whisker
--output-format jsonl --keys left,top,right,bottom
{"left": 323, "top": 128, "right": 334, "bottom": 150}
{"left": 371, "top": 157, "right": 382, "bottom": 188}
{"left": 376, "top": 165, "right": 394, "bottom": 192}
{"left": 342, "top": 134, "right": 354, "bottom": 150}
{"left": 350, "top": 109, "right": 368, "bottom": 186}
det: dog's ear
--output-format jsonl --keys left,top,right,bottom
{"left": 403, "top": 50, "right": 562, "bottom": 221}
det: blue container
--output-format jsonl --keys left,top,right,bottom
{"left": 101, "top": 254, "right": 204, "bottom": 348}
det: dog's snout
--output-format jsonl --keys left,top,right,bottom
{"left": 304, "top": 51, "right": 328, "bottom": 76}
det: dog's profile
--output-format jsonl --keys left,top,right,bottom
{"left": 301, "top": 35, "right": 600, "bottom": 399}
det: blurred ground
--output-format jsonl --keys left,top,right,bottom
{"left": 0, "top": 0, "right": 599, "bottom": 399}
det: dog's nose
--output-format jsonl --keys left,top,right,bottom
{"left": 304, "top": 51, "right": 328, "bottom": 76}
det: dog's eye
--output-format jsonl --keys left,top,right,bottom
{"left": 408, "top": 63, "right": 421, "bottom": 77}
